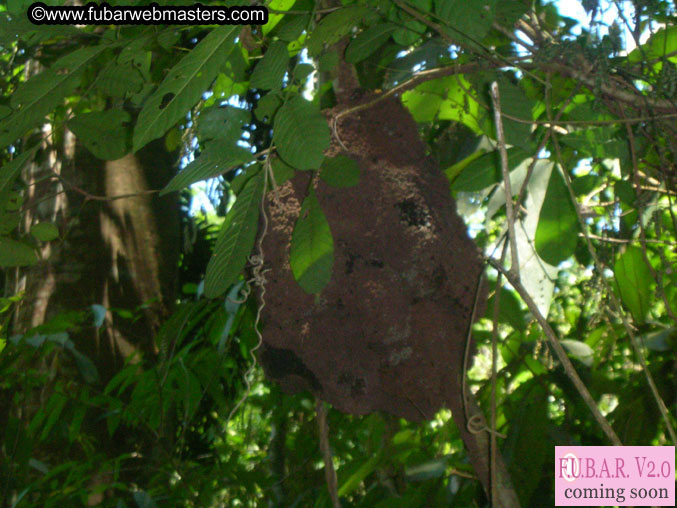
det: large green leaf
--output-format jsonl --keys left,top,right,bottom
{"left": 161, "top": 145, "right": 253, "bottom": 195}
{"left": 0, "top": 238, "right": 37, "bottom": 267}
{"left": 263, "top": 0, "right": 297, "bottom": 36}
{"left": 451, "top": 146, "right": 529, "bottom": 191}
{"left": 402, "top": 75, "right": 484, "bottom": 133}
{"left": 133, "top": 25, "right": 238, "bottom": 152}
{"left": 534, "top": 168, "right": 578, "bottom": 265}
{"left": 204, "top": 172, "right": 264, "bottom": 298}
{"left": 307, "top": 6, "right": 369, "bottom": 56}
{"left": 290, "top": 189, "right": 334, "bottom": 294}
{"left": 0, "top": 45, "right": 107, "bottom": 150}
{"left": 67, "top": 110, "right": 131, "bottom": 160}
{"left": 0, "top": 146, "right": 39, "bottom": 194}
{"left": 250, "top": 41, "right": 289, "bottom": 90}
{"left": 614, "top": 246, "right": 652, "bottom": 324}
{"left": 493, "top": 79, "right": 534, "bottom": 148}
{"left": 273, "top": 96, "right": 330, "bottom": 170}
{"left": 30, "top": 222, "right": 59, "bottom": 242}
{"left": 503, "top": 381, "right": 548, "bottom": 506}
{"left": 434, "top": 0, "right": 495, "bottom": 47}
{"left": 94, "top": 62, "right": 144, "bottom": 98}
{"left": 320, "top": 155, "right": 360, "bottom": 187}
{"left": 197, "top": 105, "right": 250, "bottom": 142}
{"left": 345, "top": 24, "right": 396, "bottom": 63}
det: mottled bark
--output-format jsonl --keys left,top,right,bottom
{"left": 13, "top": 129, "right": 179, "bottom": 380}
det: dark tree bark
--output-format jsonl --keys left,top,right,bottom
{"left": 12, "top": 128, "right": 179, "bottom": 381}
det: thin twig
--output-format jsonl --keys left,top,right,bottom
{"left": 316, "top": 400, "right": 340, "bottom": 508}
{"left": 490, "top": 82, "right": 519, "bottom": 277}
{"left": 488, "top": 258, "right": 622, "bottom": 445}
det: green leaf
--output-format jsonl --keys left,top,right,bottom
{"left": 451, "top": 147, "right": 529, "bottom": 191}
{"left": 434, "top": 0, "right": 495, "bottom": 47}
{"left": 402, "top": 75, "right": 484, "bottom": 133}
{"left": 493, "top": 79, "right": 534, "bottom": 148}
{"left": 534, "top": 168, "right": 578, "bottom": 265}
{"left": 503, "top": 382, "right": 548, "bottom": 506}
{"left": 614, "top": 246, "right": 652, "bottom": 324}
{"left": 307, "top": 6, "right": 369, "bottom": 56}
{"left": 161, "top": 145, "right": 253, "bottom": 195}
{"left": 290, "top": 189, "right": 334, "bottom": 294}
{"left": 0, "top": 45, "right": 107, "bottom": 150}
{"left": 197, "top": 105, "right": 250, "bottom": 142}
{"left": 0, "top": 237, "right": 37, "bottom": 267}
{"left": 487, "top": 284, "right": 525, "bottom": 331}
{"left": 273, "top": 96, "right": 330, "bottom": 170}
{"left": 0, "top": 146, "right": 39, "bottom": 194}
{"left": 338, "top": 448, "right": 384, "bottom": 497}
{"left": 70, "top": 349, "right": 99, "bottom": 384}
{"left": 263, "top": 0, "right": 297, "bottom": 36}
{"left": 276, "top": 15, "right": 310, "bottom": 42}
{"left": 250, "top": 41, "right": 289, "bottom": 90}
{"left": 345, "top": 24, "right": 396, "bottom": 63}
{"left": 94, "top": 62, "right": 144, "bottom": 98}
{"left": 628, "top": 26, "right": 677, "bottom": 64}
{"left": 133, "top": 25, "right": 238, "bottom": 152}
{"left": 204, "top": 172, "right": 264, "bottom": 298}
{"left": 270, "top": 157, "right": 296, "bottom": 186}
{"left": 30, "top": 222, "right": 59, "bottom": 242}
{"left": 560, "top": 339, "right": 594, "bottom": 367}
{"left": 255, "top": 92, "right": 283, "bottom": 122}
{"left": 293, "top": 63, "right": 314, "bottom": 83}
{"left": 320, "top": 155, "right": 361, "bottom": 187}
{"left": 67, "top": 110, "right": 131, "bottom": 160}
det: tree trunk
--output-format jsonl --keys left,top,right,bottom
{"left": 12, "top": 126, "right": 179, "bottom": 381}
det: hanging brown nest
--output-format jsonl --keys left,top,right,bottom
{"left": 258, "top": 95, "right": 485, "bottom": 422}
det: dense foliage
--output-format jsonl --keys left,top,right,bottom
{"left": 0, "top": 0, "right": 675, "bottom": 506}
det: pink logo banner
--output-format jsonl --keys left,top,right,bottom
{"left": 555, "top": 446, "right": 675, "bottom": 506}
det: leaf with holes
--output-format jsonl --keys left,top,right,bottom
{"left": 68, "top": 110, "right": 131, "bottom": 160}
{"left": 534, "top": 167, "right": 579, "bottom": 265}
{"left": 0, "top": 45, "right": 107, "bottom": 150}
{"left": 614, "top": 246, "right": 652, "bottom": 324}
{"left": 250, "top": 41, "right": 289, "bottom": 90}
{"left": 290, "top": 189, "right": 334, "bottom": 294}
{"left": 204, "top": 172, "right": 264, "bottom": 298}
{"left": 161, "top": 145, "right": 253, "bottom": 195}
{"left": 320, "top": 155, "right": 360, "bottom": 187}
{"left": 133, "top": 25, "right": 238, "bottom": 152}
{"left": 345, "top": 24, "right": 396, "bottom": 63}
{"left": 273, "top": 96, "right": 330, "bottom": 170}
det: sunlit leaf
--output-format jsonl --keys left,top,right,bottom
{"left": 534, "top": 167, "right": 578, "bottom": 265}
{"left": 290, "top": 189, "right": 334, "bottom": 293}
{"left": 614, "top": 246, "right": 652, "bottom": 324}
